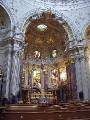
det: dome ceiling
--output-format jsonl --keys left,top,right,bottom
{"left": 25, "top": 12, "right": 68, "bottom": 63}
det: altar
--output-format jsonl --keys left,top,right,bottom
{"left": 21, "top": 61, "right": 70, "bottom": 104}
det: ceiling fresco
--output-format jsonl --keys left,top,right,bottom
{"left": 25, "top": 12, "right": 68, "bottom": 64}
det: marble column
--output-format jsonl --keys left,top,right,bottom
{"left": 75, "top": 49, "right": 89, "bottom": 101}
{"left": 85, "top": 47, "right": 90, "bottom": 100}
{"left": 41, "top": 68, "right": 45, "bottom": 98}
{"left": 75, "top": 57, "right": 83, "bottom": 100}
{"left": 4, "top": 43, "right": 12, "bottom": 99}
{"left": 10, "top": 40, "right": 20, "bottom": 96}
{"left": 86, "top": 58, "right": 90, "bottom": 100}
{"left": 10, "top": 38, "right": 23, "bottom": 102}
{"left": 66, "top": 60, "right": 77, "bottom": 100}
{"left": 0, "top": 29, "right": 13, "bottom": 101}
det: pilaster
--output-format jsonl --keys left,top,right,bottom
{"left": 72, "top": 47, "right": 89, "bottom": 101}
{"left": 66, "top": 38, "right": 90, "bottom": 101}
{"left": 9, "top": 29, "right": 24, "bottom": 102}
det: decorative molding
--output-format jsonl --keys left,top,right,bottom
{"left": 20, "top": 8, "right": 75, "bottom": 40}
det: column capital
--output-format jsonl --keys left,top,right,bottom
{"left": 10, "top": 25, "right": 25, "bottom": 42}
{"left": 10, "top": 36, "right": 26, "bottom": 55}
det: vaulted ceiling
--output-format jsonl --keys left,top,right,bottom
{"left": 25, "top": 12, "right": 68, "bottom": 60}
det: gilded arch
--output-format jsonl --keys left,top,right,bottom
{"left": 21, "top": 8, "right": 75, "bottom": 42}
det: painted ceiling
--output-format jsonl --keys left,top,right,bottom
{"left": 25, "top": 12, "right": 68, "bottom": 61}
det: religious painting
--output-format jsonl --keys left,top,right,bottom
{"left": 60, "top": 67, "right": 67, "bottom": 82}
{"left": 50, "top": 69, "right": 59, "bottom": 89}
{"left": 32, "top": 68, "right": 41, "bottom": 92}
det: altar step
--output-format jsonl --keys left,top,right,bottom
{"left": 1, "top": 102, "right": 90, "bottom": 120}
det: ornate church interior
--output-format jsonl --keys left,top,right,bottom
{"left": 0, "top": 0, "right": 90, "bottom": 120}
{"left": 22, "top": 12, "right": 74, "bottom": 104}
